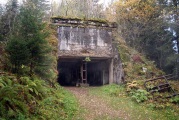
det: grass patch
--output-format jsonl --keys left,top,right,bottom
{"left": 36, "top": 86, "right": 79, "bottom": 120}
{"left": 90, "top": 84, "right": 179, "bottom": 120}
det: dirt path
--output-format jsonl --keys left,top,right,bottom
{"left": 65, "top": 87, "right": 129, "bottom": 120}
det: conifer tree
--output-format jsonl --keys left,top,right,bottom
{"left": 6, "top": 36, "right": 29, "bottom": 74}
{"left": 6, "top": 0, "right": 52, "bottom": 78}
{"left": 18, "top": 5, "right": 51, "bottom": 76}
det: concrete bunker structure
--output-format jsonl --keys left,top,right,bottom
{"left": 51, "top": 17, "right": 124, "bottom": 86}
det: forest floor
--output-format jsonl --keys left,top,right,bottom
{"left": 65, "top": 86, "right": 179, "bottom": 120}
{"left": 66, "top": 87, "right": 129, "bottom": 120}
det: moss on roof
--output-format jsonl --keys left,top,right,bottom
{"left": 87, "top": 18, "right": 108, "bottom": 24}
{"left": 51, "top": 16, "right": 82, "bottom": 21}
{"left": 51, "top": 16, "right": 117, "bottom": 28}
{"left": 51, "top": 16, "right": 108, "bottom": 23}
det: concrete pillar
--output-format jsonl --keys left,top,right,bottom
{"left": 109, "top": 59, "right": 113, "bottom": 84}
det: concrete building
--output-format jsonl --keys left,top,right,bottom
{"left": 51, "top": 17, "right": 124, "bottom": 86}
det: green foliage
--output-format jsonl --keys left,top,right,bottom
{"left": 36, "top": 85, "right": 78, "bottom": 120}
{"left": 114, "top": 0, "right": 175, "bottom": 75}
{"left": 117, "top": 45, "right": 131, "bottom": 62}
{"left": 0, "top": 75, "right": 30, "bottom": 119}
{"left": 21, "top": 77, "right": 47, "bottom": 100}
{"left": 0, "top": 74, "right": 79, "bottom": 120}
{"left": 0, "top": 75, "right": 49, "bottom": 119}
{"left": 6, "top": 37, "right": 29, "bottom": 74}
{"left": 87, "top": 18, "right": 108, "bottom": 23}
{"left": 170, "top": 96, "right": 179, "bottom": 104}
{"left": 62, "top": 88, "right": 79, "bottom": 119}
{"left": 18, "top": 6, "right": 52, "bottom": 76}
{"left": 102, "top": 84, "right": 125, "bottom": 97}
{"left": 115, "top": 32, "right": 164, "bottom": 81}
{"left": 51, "top": 16, "right": 82, "bottom": 20}
{"left": 131, "top": 89, "right": 149, "bottom": 103}
{"left": 90, "top": 85, "right": 179, "bottom": 120}
{"left": 4, "top": 0, "right": 54, "bottom": 80}
{"left": 84, "top": 56, "right": 91, "bottom": 62}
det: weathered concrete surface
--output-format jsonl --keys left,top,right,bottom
{"left": 52, "top": 17, "right": 124, "bottom": 84}
{"left": 58, "top": 26, "right": 113, "bottom": 57}
{"left": 113, "top": 43, "right": 125, "bottom": 84}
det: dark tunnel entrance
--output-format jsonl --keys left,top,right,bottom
{"left": 57, "top": 58, "right": 110, "bottom": 86}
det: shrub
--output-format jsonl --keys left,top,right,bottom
{"left": 0, "top": 76, "right": 29, "bottom": 119}
{"left": 131, "top": 89, "right": 149, "bottom": 103}
{"left": 36, "top": 84, "right": 78, "bottom": 120}
{"left": 0, "top": 74, "right": 79, "bottom": 119}
{"left": 102, "top": 84, "right": 125, "bottom": 97}
{"left": 170, "top": 96, "right": 179, "bottom": 104}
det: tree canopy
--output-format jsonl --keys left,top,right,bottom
{"left": 1, "top": 0, "right": 179, "bottom": 76}
{"left": 113, "top": 0, "right": 179, "bottom": 74}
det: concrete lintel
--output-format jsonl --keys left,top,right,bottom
{"left": 58, "top": 56, "right": 112, "bottom": 60}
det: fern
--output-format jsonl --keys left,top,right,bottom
{"left": 0, "top": 86, "right": 28, "bottom": 118}
{"left": 0, "top": 74, "right": 78, "bottom": 119}
{"left": 0, "top": 76, "right": 29, "bottom": 119}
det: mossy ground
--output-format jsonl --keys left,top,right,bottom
{"left": 89, "top": 84, "right": 179, "bottom": 120}
{"left": 63, "top": 84, "right": 179, "bottom": 120}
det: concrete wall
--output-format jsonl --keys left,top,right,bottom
{"left": 53, "top": 18, "right": 124, "bottom": 84}
{"left": 113, "top": 43, "right": 125, "bottom": 84}
{"left": 58, "top": 26, "right": 113, "bottom": 57}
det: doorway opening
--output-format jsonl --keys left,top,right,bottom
{"left": 57, "top": 57, "right": 110, "bottom": 86}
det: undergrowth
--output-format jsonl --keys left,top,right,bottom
{"left": 115, "top": 34, "right": 164, "bottom": 81}
{"left": 0, "top": 73, "right": 78, "bottom": 120}
{"left": 91, "top": 84, "right": 179, "bottom": 120}
{"left": 114, "top": 33, "right": 179, "bottom": 110}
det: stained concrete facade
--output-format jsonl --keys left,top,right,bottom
{"left": 58, "top": 26, "right": 113, "bottom": 58}
{"left": 52, "top": 17, "right": 124, "bottom": 86}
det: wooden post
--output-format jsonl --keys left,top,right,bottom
{"left": 81, "top": 62, "right": 87, "bottom": 84}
